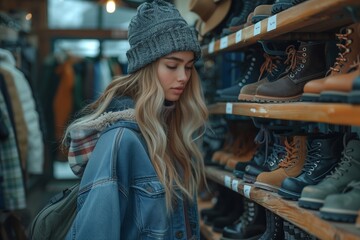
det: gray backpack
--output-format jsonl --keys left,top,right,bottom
{"left": 30, "top": 183, "right": 79, "bottom": 240}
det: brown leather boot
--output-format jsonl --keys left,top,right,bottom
{"left": 254, "top": 135, "right": 308, "bottom": 192}
{"left": 320, "top": 62, "right": 360, "bottom": 102}
{"left": 220, "top": 122, "right": 258, "bottom": 167}
{"left": 225, "top": 145, "right": 258, "bottom": 171}
{"left": 255, "top": 41, "right": 326, "bottom": 102}
{"left": 302, "top": 23, "right": 360, "bottom": 102}
{"left": 238, "top": 41, "right": 292, "bottom": 102}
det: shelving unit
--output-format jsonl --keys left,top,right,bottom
{"left": 204, "top": 167, "right": 360, "bottom": 240}
{"left": 200, "top": 0, "right": 360, "bottom": 239}
{"left": 201, "top": 0, "right": 360, "bottom": 57}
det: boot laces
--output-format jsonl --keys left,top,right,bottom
{"left": 342, "top": 181, "right": 360, "bottom": 193}
{"left": 266, "top": 143, "right": 286, "bottom": 168}
{"left": 303, "top": 142, "right": 322, "bottom": 175}
{"left": 328, "top": 27, "right": 353, "bottom": 75}
{"left": 258, "top": 53, "right": 283, "bottom": 81}
{"left": 327, "top": 143, "right": 354, "bottom": 180}
{"left": 278, "top": 138, "right": 300, "bottom": 168}
{"left": 284, "top": 45, "right": 307, "bottom": 79}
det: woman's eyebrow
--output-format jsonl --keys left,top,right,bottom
{"left": 164, "top": 56, "right": 195, "bottom": 64}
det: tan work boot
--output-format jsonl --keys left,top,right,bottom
{"left": 254, "top": 135, "right": 308, "bottom": 192}
{"left": 320, "top": 62, "right": 360, "bottom": 102}
{"left": 302, "top": 23, "right": 360, "bottom": 101}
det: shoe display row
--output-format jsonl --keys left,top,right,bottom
{"left": 212, "top": 22, "right": 360, "bottom": 104}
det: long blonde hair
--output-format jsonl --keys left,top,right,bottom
{"left": 64, "top": 60, "right": 208, "bottom": 211}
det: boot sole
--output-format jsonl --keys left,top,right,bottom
{"left": 238, "top": 93, "right": 256, "bottom": 102}
{"left": 300, "top": 93, "right": 320, "bottom": 102}
{"left": 298, "top": 197, "right": 324, "bottom": 210}
{"left": 254, "top": 94, "right": 302, "bottom": 103}
{"left": 243, "top": 174, "right": 257, "bottom": 183}
{"left": 233, "top": 169, "right": 244, "bottom": 178}
{"left": 277, "top": 187, "right": 301, "bottom": 200}
{"left": 348, "top": 90, "right": 360, "bottom": 104}
{"left": 254, "top": 181, "right": 279, "bottom": 192}
{"left": 320, "top": 207, "right": 358, "bottom": 223}
{"left": 319, "top": 91, "right": 348, "bottom": 103}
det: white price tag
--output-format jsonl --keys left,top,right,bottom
{"left": 254, "top": 22, "right": 261, "bottom": 36}
{"left": 235, "top": 30, "right": 242, "bottom": 43}
{"left": 225, "top": 103, "right": 233, "bottom": 114}
{"left": 208, "top": 41, "right": 215, "bottom": 54}
{"left": 220, "top": 36, "right": 228, "bottom": 49}
{"left": 224, "top": 175, "right": 231, "bottom": 188}
{"left": 231, "top": 179, "right": 239, "bottom": 192}
{"left": 243, "top": 185, "right": 252, "bottom": 198}
{"left": 267, "top": 15, "right": 277, "bottom": 32}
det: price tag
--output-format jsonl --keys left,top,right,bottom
{"left": 224, "top": 175, "right": 231, "bottom": 188}
{"left": 267, "top": 15, "right": 277, "bottom": 32}
{"left": 225, "top": 103, "right": 233, "bottom": 114}
{"left": 220, "top": 36, "right": 228, "bottom": 49}
{"left": 235, "top": 30, "right": 242, "bottom": 43}
{"left": 208, "top": 41, "right": 215, "bottom": 54}
{"left": 231, "top": 179, "right": 239, "bottom": 192}
{"left": 243, "top": 185, "right": 252, "bottom": 198}
{"left": 254, "top": 22, "right": 261, "bottom": 36}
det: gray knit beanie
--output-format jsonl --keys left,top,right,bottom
{"left": 126, "top": 0, "right": 201, "bottom": 73}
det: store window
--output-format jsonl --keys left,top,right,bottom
{"left": 48, "top": 0, "right": 99, "bottom": 29}
{"left": 48, "top": 0, "right": 136, "bottom": 30}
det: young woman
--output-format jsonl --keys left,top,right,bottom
{"left": 64, "top": 0, "right": 208, "bottom": 239}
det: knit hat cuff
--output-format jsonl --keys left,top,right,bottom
{"left": 127, "top": 26, "right": 201, "bottom": 73}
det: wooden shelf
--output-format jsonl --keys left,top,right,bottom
{"left": 208, "top": 102, "right": 360, "bottom": 126}
{"left": 201, "top": 0, "right": 360, "bottom": 57}
{"left": 205, "top": 166, "right": 360, "bottom": 240}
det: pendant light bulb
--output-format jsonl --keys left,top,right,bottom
{"left": 106, "top": 0, "right": 116, "bottom": 13}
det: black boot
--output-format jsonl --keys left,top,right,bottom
{"left": 201, "top": 186, "right": 234, "bottom": 226}
{"left": 211, "top": 193, "right": 244, "bottom": 233}
{"left": 278, "top": 132, "right": 343, "bottom": 200}
{"left": 259, "top": 209, "right": 284, "bottom": 240}
{"left": 243, "top": 132, "right": 287, "bottom": 183}
{"left": 220, "top": 199, "right": 266, "bottom": 239}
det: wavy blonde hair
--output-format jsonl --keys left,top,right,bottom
{"left": 64, "top": 59, "right": 208, "bottom": 211}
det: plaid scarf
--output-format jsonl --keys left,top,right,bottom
{"left": 68, "top": 109, "right": 135, "bottom": 177}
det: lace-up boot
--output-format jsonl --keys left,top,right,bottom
{"left": 201, "top": 187, "right": 237, "bottom": 226}
{"left": 255, "top": 41, "right": 326, "bottom": 102}
{"left": 216, "top": 47, "right": 264, "bottom": 102}
{"left": 258, "top": 209, "right": 284, "bottom": 240}
{"left": 220, "top": 199, "right": 266, "bottom": 240}
{"left": 302, "top": 23, "right": 360, "bottom": 101}
{"left": 238, "top": 41, "right": 291, "bottom": 102}
{"left": 243, "top": 133, "right": 287, "bottom": 183}
{"left": 299, "top": 139, "right": 360, "bottom": 210}
{"left": 278, "top": 133, "right": 343, "bottom": 200}
{"left": 226, "top": 0, "right": 257, "bottom": 32}
{"left": 232, "top": 124, "right": 272, "bottom": 177}
{"left": 320, "top": 181, "right": 360, "bottom": 223}
{"left": 254, "top": 135, "right": 308, "bottom": 192}
{"left": 211, "top": 193, "right": 244, "bottom": 233}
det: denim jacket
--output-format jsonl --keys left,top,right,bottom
{"left": 65, "top": 98, "right": 200, "bottom": 240}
